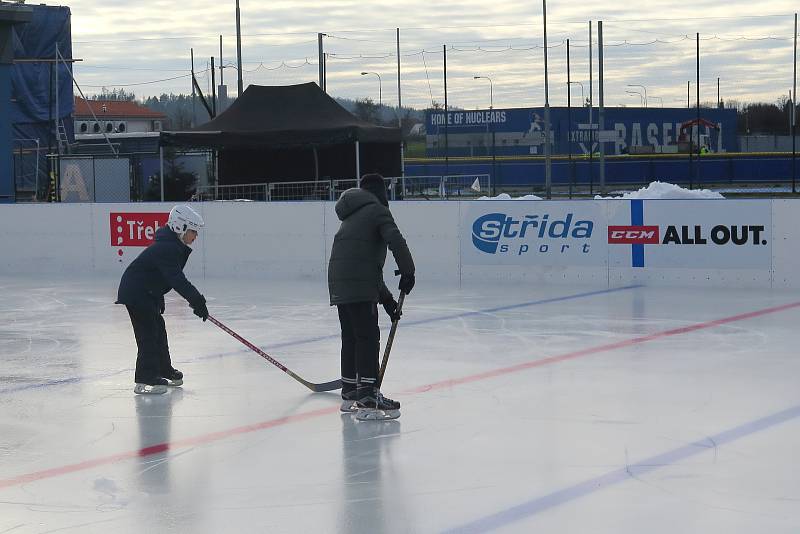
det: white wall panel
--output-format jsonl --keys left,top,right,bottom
{"left": 771, "top": 199, "right": 800, "bottom": 289}
{"left": 200, "top": 202, "right": 326, "bottom": 279}
{"left": 0, "top": 205, "right": 95, "bottom": 274}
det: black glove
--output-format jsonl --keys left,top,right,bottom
{"left": 399, "top": 273, "right": 415, "bottom": 295}
{"left": 381, "top": 297, "right": 402, "bottom": 322}
{"left": 158, "top": 296, "right": 165, "bottom": 315}
{"left": 192, "top": 295, "right": 209, "bottom": 322}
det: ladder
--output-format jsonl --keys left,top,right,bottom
{"left": 56, "top": 119, "right": 70, "bottom": 154}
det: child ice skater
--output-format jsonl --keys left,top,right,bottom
{"left": 116, "top": 205, "right": 209, "bottom": 394}
{"left": 328, "top": 174, "right": 415, "bottom": 420}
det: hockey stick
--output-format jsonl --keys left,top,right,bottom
{"left": 208, "top": 315, "right": 341, "bottom": 393}
{"left": 377, "top": 291, "right": 405, "bottom": 388}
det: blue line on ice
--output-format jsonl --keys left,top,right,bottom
{"left": 0, "top": 285, "right": 640, "bottom": 394}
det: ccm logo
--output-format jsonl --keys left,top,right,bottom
{"left": 608, "top": 225, "right": 660, "bottom": 244}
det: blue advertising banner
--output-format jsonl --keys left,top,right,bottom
{"left": 426, "top": 107, "right": 737, "bottom": 157}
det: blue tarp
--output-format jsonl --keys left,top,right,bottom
{"left": 11, "top": 4, "right": 73, "bottom": 125}
{"left": 10, "top": 5, "right": 73, "bottom": 195}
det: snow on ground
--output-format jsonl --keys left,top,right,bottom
{"left": 477, "top": 193, "right": 544, "bottom": 200}
{"left": 594, "top": 181, "right": 725, "bottom": 199}
{"left": 475, "top": 181, "right": 723, "bottom": 201}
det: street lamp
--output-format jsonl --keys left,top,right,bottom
{"left": 567, "top": 81, "right": 584, "bottom": 106}
{"left": 473, "top": 75, "right": 494, "bottom": 109}
{"left": 650, "top": 96, "right": 664, "bottom": 107}
{"left": 626, "top": 90, "right": 644, "bottom": 107}
{"left": 360, "top": 71, "right": 382, "bottom": 107}
{"left": 627, "top": 84, "right": 648, "bottom": 107}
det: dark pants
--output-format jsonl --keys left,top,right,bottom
{"left": 127, "top": 305, "right": 173, "bottom": 384}
{"left": 337, "top": 302, "right": 380, "bottom": 394}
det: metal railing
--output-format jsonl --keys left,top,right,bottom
{"left": 400, "top": 174, "right": 490, "bottom": 199}
{"left": 193, "top": 174, "right": 490, "bottom": 202}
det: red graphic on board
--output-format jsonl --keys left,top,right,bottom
{"left": 607, "top": 225, "right": 660, "bottom": 244}
{"left": 110, "top": 212, "right": 169, "bottom": 247}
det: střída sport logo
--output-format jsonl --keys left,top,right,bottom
{"left": 472, "top": 212, "right": 594, "bottom": 256}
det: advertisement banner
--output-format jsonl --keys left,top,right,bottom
{"left": 109, "top": 211, "right": 169, "bottom": 264}
{"left": 607, "top": 200, "right": 772, "bottom": 269}
{"left": 110, "top": 212, "right": 169, "bottom": 247}
{"left": 461, "top": 201, "right": 608, "bottom": 266}
{"left": 426, "top": 107, "right": 737, "bottom": 156}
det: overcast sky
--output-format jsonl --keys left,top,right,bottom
{"left": 67, "top": 0, "right": 798, "bottom": 110}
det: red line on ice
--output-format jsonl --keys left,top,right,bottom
{"left": 1, "top": 300, "right": 798, "bottom": 490}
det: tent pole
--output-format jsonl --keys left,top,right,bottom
{"left": 355, "top": 141, "right": 361, "bottom": 184}
{"left": 400, "top": 143, "right": 405, "bottom": 178}
{"left": 313, "top": 146, "right": 319, "bottom": 181}
{"left": 159, "top": 146, "right": 165, "bottom": 201}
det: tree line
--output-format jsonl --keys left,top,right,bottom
{"left": 88, "top": 87, "right": 798, "bottom": 135}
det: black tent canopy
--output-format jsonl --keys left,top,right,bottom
{"left": 160, "top": 83, "right": 402, "bottom": 185}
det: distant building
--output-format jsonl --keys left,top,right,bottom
{"left": 73, "top": 97, "right": 167, "bottom": 135}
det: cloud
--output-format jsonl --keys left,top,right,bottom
{"left": 65, "top": 0, "right": 799, "bottom": 109}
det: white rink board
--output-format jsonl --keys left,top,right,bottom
{"left": 201, "top": 202, "right": 327, "bottom": 279}
{"left": 0, "top": 200, "right": 798, "bottom": 288}
{"left": 0, "top": 204, "right": 95, "bottom": 274}
{"left": 771, "top": 199, "right": 800, "bottom": 289}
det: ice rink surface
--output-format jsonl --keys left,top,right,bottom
{"left": 1, "top": 275, "right": 799, "bottom": 533}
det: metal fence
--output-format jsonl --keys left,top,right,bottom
{"left": 59, "top": 156, "right": 131, "bottom": 202}
{"left": 12, "top": 139, "right": 44, "bottom": 202}
{"left": 194, "top": 174, "right": 491, "bottom": 202}
{"left": 400, "top": 174, "right": 490, "bottom": 199}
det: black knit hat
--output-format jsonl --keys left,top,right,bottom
{"left": 360, "top": 173, "right": 389, "bottom": 206}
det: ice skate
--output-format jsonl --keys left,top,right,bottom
{"left": 164, "top": 368, "right": 183, "bottom": 387}
{"left": 340, "top": 389, "right": 359, "bottom": 413}
{"left": 134, "top": 378, "right": 168, "bottom": 395}
{"left": 355, "top": 388, "right": 401, "bottom": 421}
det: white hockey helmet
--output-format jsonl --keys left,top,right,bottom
{"left": 167, "top": 205, "right": 204, "bottom": 238}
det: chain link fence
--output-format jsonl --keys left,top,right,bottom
{"left": 12, "top": 139, "right": 44, "bottom": 202}
{"left": 59, "top": 156, "right": 131, "bottom": 202}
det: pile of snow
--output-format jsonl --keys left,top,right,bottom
{"left": 478, "top": 193, "right": 544, "bottom": 200}
{"left": 595, "top": 181, "right": 724, "bottom": 200}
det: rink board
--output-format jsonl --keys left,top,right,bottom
{"left": 0, "top": 199, "right": 795, "bottom": 288}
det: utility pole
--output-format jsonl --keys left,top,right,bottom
{"left": 598, "top": 20, "right": 605, "bottom": 193}
{"left": 793, "top": 13, "right": 797, "bottom": 193}
{"left": 397, "top": 27, "right": 404, "bottom": 179}
{"left": 396, "top": 28, "right": 402, "bottom": 128}
{"left": 443, "top": 44, "right": 449, "bottom": 176}
{"left": 318, "top": 33, "right": 325, "bottom": 91}
{"left": 695, "top": 32, "right": 700, "bottom": 187}
{"left": 211, "top": 56, "right": 216, "bottom": 117}
{"left": 191, "top": 48, "right": 196, "bottom": 127}
{"left": 542, "top": 0, "right": 552, "bottom": 199}
{"left": 567, "top": 38, "right": 573, "bottom": 198}
{"left": 589, "top": 20, "right": 594, "bottom": 195}
{"left": 235, "top": 0, "right": 243, "bottom": 96}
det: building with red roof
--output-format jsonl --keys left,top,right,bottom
{"left": 73, "top": 97, "right": 167, "bottom": 135}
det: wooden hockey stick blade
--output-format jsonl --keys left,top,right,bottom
{"left": 305, "top": 379, "right": 343, "bottom": 392}
{"left": 208, "top": 315, "right": 341, "bottom": 393}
